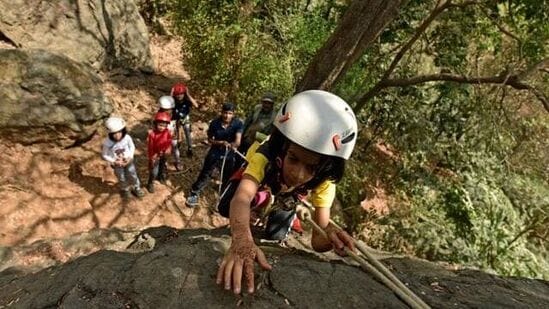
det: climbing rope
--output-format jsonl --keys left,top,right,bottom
{"left": 218, "top": 146, "right": 230, "bottom": 195}
{"left": 225, "top": 138, "right": 429, "bottom": 308}
{"left": 296, "top": 204, "right": 430, "bottom": 309}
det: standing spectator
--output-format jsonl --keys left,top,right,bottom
{"left": 146, "top": 111, "right": 173, "bottom": 193}
{"left": 185, "top": 103, "right": 243, "bottom": 208}
{"left": 101, "top": 116, "right": 145, "bottom": 199}
{"left": 239, "top": 92, "right": 277, "bottom": 153}
{"left": 171, "top": 82, "right": 199, "bottom": 157}
{"left": 158, "top": 95, "right": 182, "bottom": 171}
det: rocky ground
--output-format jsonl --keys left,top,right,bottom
{"left": 0, "top": 34, "right": 548, "bottom": 308}
{"left": 0, "top": 227, "right": 548, "bottom": 308}
{"left": 0, "top": 35, "right": 227, "bottom": 272}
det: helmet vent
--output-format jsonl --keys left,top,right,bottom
{"left": 341, "top": 132, "right": 356, "bottom": 144}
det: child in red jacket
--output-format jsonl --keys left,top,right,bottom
{"left": 146, "top": 111, "right": 173, "bottom": 193}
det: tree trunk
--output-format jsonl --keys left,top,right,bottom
{"left": 297, "top": 0, "right": 407, "bottom": 92}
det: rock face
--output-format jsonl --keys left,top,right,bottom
{"left": 0, "top": 49, "right": 112, "bottom": 147}
{"left": 0, "top": 227, "right": 547, "bottom": 308}
{"left": 0, "top": 0, "right": 153, "bottom": 70}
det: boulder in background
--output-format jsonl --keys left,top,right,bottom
{"left": 0, "top": 49, "right": 113, "bottom": 147}
{"left": 0, "top": 0, "right": 154, "bottom": 71}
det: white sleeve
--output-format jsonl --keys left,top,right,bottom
{"left": 126, "top": 135, "right": 136, "bottom": 159}
{"left": 101, "top": 140, "right": 116, "bottom": 163}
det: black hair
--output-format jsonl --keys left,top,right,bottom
{"left": 260, "top": 128, "right": 346, "bottom": 194}
{"left": 222, "top": 102, "right": 235, "bottom": 112}
{"left": 108, "top": 127, "right": 127, "bottom": 142}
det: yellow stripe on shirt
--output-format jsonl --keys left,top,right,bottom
{"left": 243, "top": 141, "right": 335, "bottom": 208}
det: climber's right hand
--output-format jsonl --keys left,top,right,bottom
{"left": 216, "top": 237, "right": 272, "bottom": 294}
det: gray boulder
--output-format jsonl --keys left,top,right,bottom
{"left": 0, "top": 49, "right": 112, "bottom": 147}
{"left": 0, "top": 227, "right": 547, "bottom": 308}
{"left": 0, "top": 0, "right": 153, "bottom": 70}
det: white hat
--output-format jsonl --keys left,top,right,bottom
{"left": 105, "top": 117, "right": 126, "bottom": 133}
{"left": 159, "top": 95, "right": 175, "bottom": 109}
{"left": 273, "top": 90, "right": 357, "bottom": 159}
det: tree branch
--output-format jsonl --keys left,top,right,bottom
{"left": 297, "top": 0, "right": 407, "bottom": 92}
{"left": 374, "top": 71, "right": 549, "bottom": 112}
{"left": 479, "top": 7, "right": 522, "bottom": 45}
{"left": 524, "top": 85, "right": 549, "bottom": 113}
{"left": 382, "top": 1, "right": 452, "bottom": 82}
{"left": 518, "top": 58, "right": 549, "bottom": 80}
{"left": 355, "top": 0, "right": 484, "bottom": 112}
{"left": 379, "top": 72, "right": 526, "bottom": 88}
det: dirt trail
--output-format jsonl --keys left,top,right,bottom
{"left": 0, "top": 36, "right": 228, "bottom": 267}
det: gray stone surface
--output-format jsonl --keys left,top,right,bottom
{"left": 0, "top": 0, "right": 153, "bottom": 70}
{"left": 0, "top": 49, "right": 112, "bottom": 147}
{"left": 0, "top": 227, "right": 547, "bottom": 308}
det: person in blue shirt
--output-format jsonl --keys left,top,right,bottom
{"left": 186, "top": 102, "right": 243, "bottom": 207}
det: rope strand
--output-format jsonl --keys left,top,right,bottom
{"left": 297, "top": 204, "right": 430, "bottom": 309}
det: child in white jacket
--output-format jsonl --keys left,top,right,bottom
{"left": 102, "top": 116, "right": 145, "bottom": 199}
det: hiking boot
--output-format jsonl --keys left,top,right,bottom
{"left": 132, "top": 187, "right": 145, "bottom": 198}
{"left": 120, "top": 190, "right": 131, "bottom": 200}
{"left": 186, "top": 149, "right": 193, "bottom": 158}
{"left": 146, "top": 178, "right": 155, "bottom": 193}
{"left": 157, "top": 172, "right": 167, "bottom": 184}
{"left": 185, "top": 193, "right": 199, "bottom": 208}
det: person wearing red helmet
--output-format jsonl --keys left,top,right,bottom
{"left": 171, "top": 82, "right": 199, "bottom": 157}
{"left": 146, "top": 111, "right": 173, "bottom": 193}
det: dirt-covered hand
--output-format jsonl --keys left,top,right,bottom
{"left": 216, "top": 238, "right": 272, "bottom": 294}
{"left": 326, "top": 225, "right": 355, "bottom": 256}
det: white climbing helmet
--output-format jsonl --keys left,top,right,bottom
{"left": 105, "top": 116, "right": 126, "bottom": 133}
{"left": 158, "top": 95, "right": 175, "bottom": 109}
{"left": 273, "top": 90, "right": 357, "bottom": 160}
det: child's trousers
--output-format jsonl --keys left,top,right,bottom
{"left": 171, "top": 139, "right": 181, "bottom": 164}
{"left": 113, "top": 162, "right": 141, "bottom": 192}
{"left": 149, "top": 155, "right": 167, "bottom": 181}
{"left": 177, "top": 115, "right": 193, "bottom": 152}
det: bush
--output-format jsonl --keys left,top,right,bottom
{"left": 170, "top": 1, "right": 337, "bottom": 112}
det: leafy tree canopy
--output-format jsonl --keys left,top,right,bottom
{"left": 140, "top": 0, "right": 548, "bottom": 279}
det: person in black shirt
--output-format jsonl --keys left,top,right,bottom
{"left": 186, "top": 102, "right": 243, "bottom": 208}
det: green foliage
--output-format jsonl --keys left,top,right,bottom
{"left": 343, "top": 79, "right": 549, "bottom": 278}
{"left": 431, "top": 9, "right": 474, "bottom": 70}
{"left": 372, "top": 167, "right": 549, "bottom": 278}
{"left": 169, "top": 1, "right": 337, "bottom": 112}
{"left": 499, "top": 0, "right": 549, "bottom": 61}
{"left": 145, "top": 0, "right": 549, "bottom": 279}
{"left": 335, "top": 0, "right": 548, "bottom": 279}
